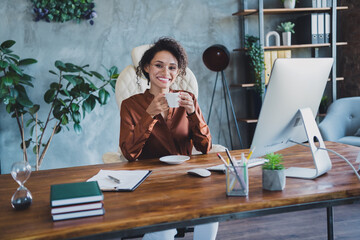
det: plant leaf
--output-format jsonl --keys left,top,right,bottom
{"left": 29, "top": 104, "right": 40, "bottom": 114}
{"left": 18, "top": 58, "right": 37, "bottom": 66}
{"left": 50, "top": 82, "right": 61, "bottom": 90}
{"left": 9, "top": 63, "right": 23, "bottom": 76}
{"left": 15, "top": 85, "right": 33, "bottom": 107}
{"left": 71, "top": 103, "right": 80, "bottom": 112}
{"left": 63, "top": 74, "right": 77, "bottom": 86}
{"left": 82, "top": 95, "right": 96, "bottom": 113}
{"left": 49, "top": 70, "right": 58, "bottom": 75}
{"left": 72, "top": 111, "right": 81, "bottom": 123}
{"left": 55, "top": 60, "right": 67, "bottom": 71}
{"left": 1, "top": 40, "right": 15, "bottom": 49}
{"left": 98, "top": 88, "right": 110, "bottom": 105}
{"left": 74, "top": 123, "right": 82, "bottom": 134}
{"left": 65, "top": 63, "right": 81, "bottom": 73}
{"left": 44, "top": 89, "right": 56, "bottom": 103}
{"left": 3, "top": 76, "right": 13, "bottom": 86}
{"left": 61, "top": 114, "right": 68, "bottom": 125}
{"left": 90, "top": 71, "right": 105, "bottom": 81}
{"left": 26, "top": 118, "right": 35, "bottom": 127}
{"left": 0, "top": 60, "right": 9, "bottom": 69}
{"left": 108, "top": 66, "right": 118, "bottom": 78}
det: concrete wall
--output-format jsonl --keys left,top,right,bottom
{"left": 0, "top": 0, "right": 243, "bottom": 173}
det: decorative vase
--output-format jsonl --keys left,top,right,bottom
{"left": 283, "top": 0, "right": 296, "bottom": 9}
{"left": 262, "top": 169, "right": 286, "bottom": 191}
{"left": 282, "top": 32, "right": 292, "bottom": 46}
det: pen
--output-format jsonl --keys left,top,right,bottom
{"left": 217, "top": 153, "right": 229, "bottom": 167}
{"left": 218, "top": 153, "right": 231, "bottom": 193}
{"left": 108, "top": 175, "right": 121, "bottom": 184}
{"left": 225, "top": 148, "right": 236, "bottom": 165}
{"left": 246, "top": 147, "right": 256, "bottom": 163}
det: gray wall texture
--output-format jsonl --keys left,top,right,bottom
{"left": 0, "top": 0, "right": 243, "bottom": 174}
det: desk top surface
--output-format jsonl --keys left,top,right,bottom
{"left": 1, "top": 142, "right": 360, "bottom": 240}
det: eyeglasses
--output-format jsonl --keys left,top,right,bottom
{"left": 150, "top": 63, "right": 178, "bottom": 73}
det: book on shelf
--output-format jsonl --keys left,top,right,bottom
{"left": 50, "top": 181, "right": 104, "bottom": 207}
{"left": 87, "top": 169, "right": 152, "bottom": 192}
{"left": 51, "top": 201, "right": 104, "bottom": 215}
{"left": 52, "top": 208, "right": 105, "bottom": 221}
{"left": 322, "top": 0, "right": 332, "bottom": 7}
{"left": 264, "top": 50, "right": 291, "bottom": 85}
{"left": 295, "top": 14, "right": 318, "bottom": 44}
{"left": 325, "top": 12, "right": 331, "bottom": 43}
{"left": 264, "top": 51, "right": 271, "bottom": 85}
{"left": 317, "top": 13, "right": 325, "bottom": 44}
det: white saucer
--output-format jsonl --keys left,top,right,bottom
{"left": 159, "top": 155, "right": 190, "bottom": 165}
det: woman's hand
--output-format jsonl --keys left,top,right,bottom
{"left": 179, "top": 92, "right": 195, "bottom": 115}
{"left": 146, "top": 93, "right": 169, "bottom": 118}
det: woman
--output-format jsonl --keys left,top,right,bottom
{"left": 120, "top": 37, "right": 212, "bottom": 161}
{"left": 119, "top": 38, "right": 218, "bottom": 240}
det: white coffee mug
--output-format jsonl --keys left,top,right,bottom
{"left": 165, "top": 92, "right": 180, "bottom": 108}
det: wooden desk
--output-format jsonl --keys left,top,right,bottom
{"left": 1, "top": 142, "right": 360, "bottom": 240}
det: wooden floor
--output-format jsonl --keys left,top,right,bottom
{"left": 125, "top": 204, "right": 360, "bottom": 240}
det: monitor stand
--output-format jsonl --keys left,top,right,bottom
{"left": 285, "top": 108, "right": 332, "bottom": 179}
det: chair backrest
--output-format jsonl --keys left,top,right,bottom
{"left": 115, "top": 44, "right": 199, "bottom": 110}
{"left": 319, "top": 97, "right": 360, "bottom": 140}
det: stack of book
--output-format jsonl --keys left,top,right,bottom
{"left": 50, "top": 181, "right": 104, "bottom": 221}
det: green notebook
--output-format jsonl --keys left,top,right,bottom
{"left": 50, "top": 181, "right": 103, "bottom": 207}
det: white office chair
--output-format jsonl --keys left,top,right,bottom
{"left": 102, "top": 44, "right": 225, "bottom": 164}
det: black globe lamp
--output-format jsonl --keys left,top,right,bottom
{"left": 203, "top": 45, "right": 243, "bottom": 149}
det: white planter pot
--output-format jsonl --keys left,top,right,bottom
{"left": 284, "top": 0, "right": 296, "bottom": 9}
{"left": 282, "top": 32, "right": 292, "bottom": 46}
{"left": 262, "top": 169, "right": 286, "bottom": 191}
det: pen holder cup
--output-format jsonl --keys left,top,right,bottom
{"left": 226, "top": 165, "right": 248, "bottom": 197}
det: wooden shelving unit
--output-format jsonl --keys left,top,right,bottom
{"left": 233, "top": 1, "right": 347, "bottom": 127}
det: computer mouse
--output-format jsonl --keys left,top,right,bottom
{"left": 187, "top": 168, "right": 211, "bottom": 178}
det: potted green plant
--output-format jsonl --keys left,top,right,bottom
{"left": 262, "top": 153, "right": 286, "bottom": 191}
{"left": 281, "top": 0, "right": 298, "bottom": 9}
{"left": 31, "top": 0, "right": 97, "bottom": 25}
{"left": 244, "top": 35, "right": 265, "bottom": 118}
{"left": 244, "top": 35, "right": 265, "bottom": 95}
{"left": 0, "top": 40, "right": 118, "bottom": 170}
{"left": 277, "top": 21, "right": 295, "bottom": 46}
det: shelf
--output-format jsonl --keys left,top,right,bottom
{"left": 238, "top": 118, "right": 258, "bottom": 123}
{"left": 234, "top": 42, "right": 348, "bottom": 51}
{"left": 231, "top": 77, "right": 345, "bottom": 88}
{"left": 232, "top": 6, "right": 348, "bottom": 16}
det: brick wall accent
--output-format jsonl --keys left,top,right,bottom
{"left": 338, "top": 0, "right": 360, "bottom": 97}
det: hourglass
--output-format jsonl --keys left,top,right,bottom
{"left": 11, "top": 161, "right": 32, "bottom": 210}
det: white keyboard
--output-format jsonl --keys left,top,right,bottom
{"left": 207, "top": 158, "right": 268, "bottom": 172}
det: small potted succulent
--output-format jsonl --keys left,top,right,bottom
{"left": 262, "top": 153, "right": 286, "bottom": 191}
{"left": 277, "top": 21, "right": 295, "bottom": 46}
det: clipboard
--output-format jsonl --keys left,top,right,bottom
{"left": 87, "top": 169, "right": 152, "bottom": 192}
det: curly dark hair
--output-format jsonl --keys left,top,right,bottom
{"left": 136, "top": 37, "right": 188, "bottom": 85}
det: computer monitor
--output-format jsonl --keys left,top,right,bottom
{"left": 250, "top": 58, "right": 334, "bottom": 179}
